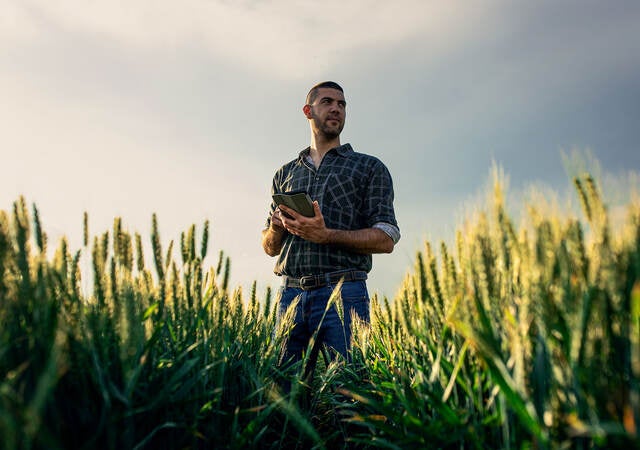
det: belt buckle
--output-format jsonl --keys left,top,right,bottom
{"left": 300, "top": 275, "right": 318, "bottom": 290}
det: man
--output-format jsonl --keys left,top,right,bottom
{"left": 262, "top": 81, "right": 400, "bottom": 376}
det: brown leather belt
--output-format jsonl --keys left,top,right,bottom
{"left": 282, "top": 270, "right": 368, "bottom": 290}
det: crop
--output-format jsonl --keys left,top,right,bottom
{"left": 340, "top": 171, "right": 640, "bottom": 449}
{"left": 1, "top": 170, "right": 638, "bottom": 449}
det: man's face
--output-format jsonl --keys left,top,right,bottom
{"left": 306, "top": 88, "right": 346, "bottom": 139}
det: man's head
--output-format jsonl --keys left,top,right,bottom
{"left": 306, "top": 81, "right": 344, "bottom": 105}
{"left": 303, "top": 81, "right": 346, "bottom": 140}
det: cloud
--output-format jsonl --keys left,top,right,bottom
{"left": 0, "top": 1, "right": 40, "bottom": 40}
{"left": 3, "top": 0, "right": 487, "bottom": 79}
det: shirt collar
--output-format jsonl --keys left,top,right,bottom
{"left": 298, "top": 143, "right": 353, "bottom": 161}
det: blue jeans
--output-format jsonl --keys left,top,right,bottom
{"left": 276, "top": 279, "right": 370, "bottom": 375}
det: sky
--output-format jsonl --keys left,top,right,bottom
{"left": 2, "top": 0, "right": 639, "bottom": 298}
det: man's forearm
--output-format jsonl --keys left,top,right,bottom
{"left": 262, "top": 227, "right": 285, "bottom": 256}
{"left": 324, "top": 227, "right": 394, "bottom": 254}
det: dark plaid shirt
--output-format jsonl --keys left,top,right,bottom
{"left": 266, "top": 143, "right": 399, "bottom": 277}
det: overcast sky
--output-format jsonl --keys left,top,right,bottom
{"left": 2, "top": 0, "right": 639, "bottom": 297}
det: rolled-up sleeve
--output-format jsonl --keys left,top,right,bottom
{"left": 373, "top": 222, "right": 401, "bottom": 244}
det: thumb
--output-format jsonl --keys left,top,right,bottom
{"left": 313, "top": 201, "right": 321, "bottom": 216}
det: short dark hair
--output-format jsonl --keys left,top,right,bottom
{"left": 306, "top": 81, "right": 344, "bottom": 104}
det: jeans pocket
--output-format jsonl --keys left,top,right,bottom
{"left": 340, "top": 281, "right": 370, "bottom": 323}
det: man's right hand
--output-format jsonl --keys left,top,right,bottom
{"left": 262, "top": 209, "right": 287, "bottom": 257}
{"left": 270, "top": 208, "right": 286, "bottom": 232}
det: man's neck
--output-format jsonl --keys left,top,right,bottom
{"left": 309, "top": 135, "right": 340, "bottom": 168}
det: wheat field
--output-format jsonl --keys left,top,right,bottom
{"left": 1, "top": 171, "right": 639, "bottom": 449}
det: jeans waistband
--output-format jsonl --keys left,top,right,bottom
{"left": 282, "top": 270, "right": 368, "bottom": 291}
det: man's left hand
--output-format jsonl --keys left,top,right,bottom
{"left": 279, "top": 201, "right": 329, "bottom": 244}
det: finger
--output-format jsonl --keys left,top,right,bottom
{"left": 271, "top": 210, "right": 283, "bottom": 224}
{"left": 312, "top": 201, "right": 321, "bottom": 217}
{"left": 284, "top": 224, "right": 297, "bottom": 236}
{"left": 279, "top": 204, "right": 298, "bottom": 219}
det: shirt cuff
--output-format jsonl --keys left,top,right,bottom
{"left": 373, "top": 222, "right": 401, "bottom": 244}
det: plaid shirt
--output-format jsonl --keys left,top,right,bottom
{"left": 266, "top": 143, "right": 399, "bottom": 277}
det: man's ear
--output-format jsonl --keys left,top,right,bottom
{"left": 302, "top": 104, "right": 312, "bottom": 119}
